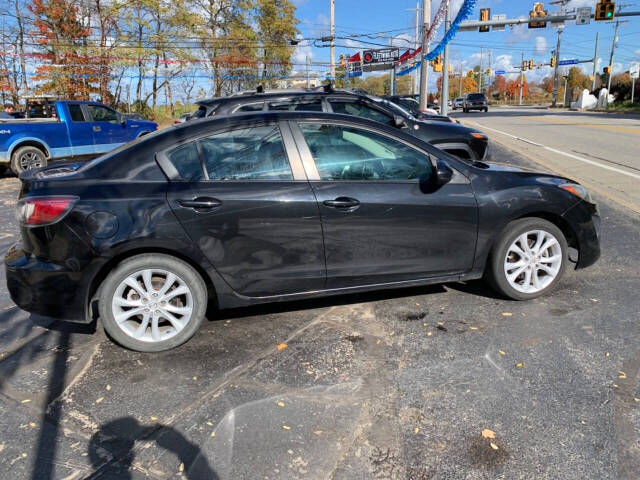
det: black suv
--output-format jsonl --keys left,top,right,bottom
{"left": 463, "top": 93, "right": 488, "bottom": 113}
{"left": 191, "top": 89, "right": 489, "bottom": 161}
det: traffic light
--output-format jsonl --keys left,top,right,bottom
{"left": 339, "top": 55, "right": 346, "bottom": 68}
{"left": 479, "top": 8, "right": 490, "bottom": 32}
{"left": 550, "top": 56, "right": 556, "bottom": 67}
{"left": 595, "top": 1, "right": 616, "bottom": 21}
{"left": 529, "top": 2, "right": 547, "bottom": 29}
{"left": 603, "top": 66, "right": 611, "bottom": 74}
{"left": 529, "top": 60, "right": 534, "bottom": 70}
{"left": 486, "top": 68, "right": 491, "bottom": 75}
{"left": 433, "top": 55, "right": 443, "bottom": 72}
{"left": 522, "top": 60, "right": 528, "bottom": 72}
{"left": 468, "top": 70, "right": 475, "bottom": 78}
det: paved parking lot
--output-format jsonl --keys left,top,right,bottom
{"left": 0, "top": 143, "right": 639, "bottom": 479}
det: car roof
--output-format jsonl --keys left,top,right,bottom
{"left": 196, "top": 89, "right": 371, "bottom": 106}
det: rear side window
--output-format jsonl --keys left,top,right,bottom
{"left": 329, "top": 101, "right": 393, "bottom": 125}
{"left": 68, "top": 104, "right": 86, "bottom": 122}
{"left": 165, "top": 141, "right": 205, "bottom": 181}
{"left": 234, "top": 102, "right": 264, "bottom": 112}
{"left": 269, "top": 101, "right": 323, "bottom": 112}
{"left": 198, "top": 125, "right": 292, "bottom": 181}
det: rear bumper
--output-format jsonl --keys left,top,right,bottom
{"left": 562, "top": 200, "right": 601, "bottom": 269}
{"left": 5, "top": 243, "right": 90, "bottom": 322}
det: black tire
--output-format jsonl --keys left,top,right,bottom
{"left": 463, "top": 107, "right": 468, "bottom": 113}
{"left": 484, "top": 108, "right": 488, "bottom": 112}
{"left": 486, "top": 218, "right": 568, "bottom": 301}
{"left": 10, "top": 145, "right": 48, "bottom": 175}
{"left": 98, "top": 253, "right": 207, "bottom": 352}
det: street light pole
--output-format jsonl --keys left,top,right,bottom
{"left": 592, "top": 32, "right": 599, "bottom": 92}
{"left": 519, "top": 52, "right": 524, "bottom": 106}
{"left": 606, "top": 18, "right": 619, "bottom": 97}
{"left": 419, "top": 0, "right": 431, "bottom": 111}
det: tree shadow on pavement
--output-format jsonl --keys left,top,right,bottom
{"left": 88, "top": 417, "right": 218, "bottom": 479}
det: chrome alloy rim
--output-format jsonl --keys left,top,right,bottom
{"left": 504, "top": 230, "right": 562, "bottom": 294}
{"left": 111, "top": 269, "right": 194, "bottom": 343}
{"left": 19, "top": 152, "right": 44, "bottom": 170}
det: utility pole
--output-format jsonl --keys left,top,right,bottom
{"left": 330, "top": 0, "right": 335, "bottom": 81}
{"left": 606, "top": 18, "right": 619, "bottom": 96}
{"left": 479, "top": 47, "right": 483, "bottom": 91}
{"left": 551, "top": 24, "right": 564, "bottom": 107}
{"left": 306, "top": 55, "right": 311, "bottom": 88}
{"left": 440, "top": 3, "right": 451, "bottom": 115}
{"left": 419, "top": 0, "right": 431, "bottom": 110}
{"left": 519, "top": 52, "right": 524, "bottom": 106}
{"left": 592, "top": 32, "right": 599, "bottom": 91}
{"left": 414, "top": 2, "right": 420, "bottom": 94}
{"left": 459, "top": 65, "right": 463, "bottom": 97}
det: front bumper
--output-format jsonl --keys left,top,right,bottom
{"left": 562, "top": 200, "right": 601, "bottom": 269}
{"left": 5, "top": 243, "right": 91, "bottom": 322}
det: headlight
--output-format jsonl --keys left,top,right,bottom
{"left": 559, "top": 183, "right": 592, "bottom": 202}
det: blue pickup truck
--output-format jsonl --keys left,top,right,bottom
{"left": 0, "top": 99, "right": 157, "bottom": 175}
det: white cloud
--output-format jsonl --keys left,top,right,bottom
{"left": 535, "top": 36, "right": 548, "bottom": 55}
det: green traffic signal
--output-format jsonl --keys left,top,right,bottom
{"left": 606, "top": 11, "right": 613, "bottom": 18}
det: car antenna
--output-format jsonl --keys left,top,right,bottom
{"left": 323, "top": 81, "right": 334, "bottom": 94}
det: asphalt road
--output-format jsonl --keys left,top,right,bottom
{"left": 0, "top": 141, "right": 639, "bottom": 480}
{"left": 452, "top": 106, "right": 640, "bottom": 213}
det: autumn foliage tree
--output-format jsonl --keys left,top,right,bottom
{"left": 29, "top": 0, "right": 99, "bottom": 99}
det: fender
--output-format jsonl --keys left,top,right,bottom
{"left": 6, "top": 135, "right": 51, "bottom": 160}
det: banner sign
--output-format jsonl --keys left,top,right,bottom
{"left": 362, "top": 48, "right": 399, "bottom": 72}
{"left": 347, "top": 52, "right": 362, "bottom": 77}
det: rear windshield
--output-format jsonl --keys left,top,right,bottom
{"left": 467, "top": 93, "right": 486, "bottom": 100}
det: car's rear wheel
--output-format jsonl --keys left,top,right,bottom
{"left": 11, "top": 146, "right": 47, "bottom": 175}
{"left": 98, "top": 254, "right": 207, "bottom": 352}
{"left": 486, "top": 218, "right": 568, "bottom": 300}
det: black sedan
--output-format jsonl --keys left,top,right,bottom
{"left": 6, "top": 112, "right": 600, "bottom": 352}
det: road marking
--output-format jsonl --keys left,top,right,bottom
{"left": 537, "top": 117, "right": 640, "bottom": 135}
{"left": 477, "top": 124, "right": 640, "bottom": 181}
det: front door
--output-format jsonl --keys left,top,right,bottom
{"left": 164, "top": 123, "right": 325, "bottom": 297}
{"left": 65, "top": 103, "right": 96, "bottom": 157}
{"left": 86, "top": 104, "right": 128, "bottom": 153}
{"left": 291, "top": 121, "right": 478, "bottom": 288}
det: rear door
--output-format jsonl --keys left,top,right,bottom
{"left": 289, "top": 120, "right": 478, "bottom": 288}
{"left": 162, "top": 121, "right": 325, "bottom": 297}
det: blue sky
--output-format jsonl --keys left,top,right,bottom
{"left": 292, "top": 0, "right": 640, "bottom": 87}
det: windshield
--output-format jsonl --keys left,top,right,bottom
{"left": 468, "top": 93, "right": 486, "bottom": 100}
{"left": 377, "top": 99, "right": 415, "bottom": 119}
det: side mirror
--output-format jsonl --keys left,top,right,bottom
{"left": 435, "top": 159, "right": 453, "bottom": 186}
{"left": 393, "top": 116, "right": 408, "bottom": 129}
{"left": 119, "top": 114, "right": 126, "bottom": 126}
{"left": 419, "top": 159, "right": 453, "bottom": 193}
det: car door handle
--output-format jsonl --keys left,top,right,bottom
{"left": 179, "top": 197, "right": 222, "bottom": 210}
{"left": 323, "top": 197, "right": 360, "bottom": 209}
{"left": 93, "top": 126, "right": 101, "bottom": 132}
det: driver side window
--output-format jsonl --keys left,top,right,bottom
{"left": 298, "top": 123, "right": 433, "bottom": 182}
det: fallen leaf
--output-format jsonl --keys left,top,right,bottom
{"left": 580, "top": 420, "right": 586, "bottom": 425}
{"left": 634, "top": 398, "right": 640, "bottom": 402}
{"left": 591, "top": 298, "right": 599, "bottom": 302}
{"left": 192, "top": 376, "right": 197, "bottom": 381}
{"left": 282, "top": 425, "right": 291, "bottom": 430}
{"left": 469, "top": 326, "right": 478, "bottom": 330}
{"left": 150, "top": 416, "right": 158, "bottom": 421}
{"left": 618, "top": 371, "right": 627, "bottom": 379}
{"left": 21, "top": 452, "right": 27, "bottom": 457}
{"left": 502, "top": 312, "right": 513, "bottom": 317}
{"left": 106, "top": 385, "right": 111, "bottom": 391}
{"left": 376, "top": 339, "right": 381, "bottom": 345}
{"left": 179, "top": 462, "right": 184, "bottom": 472}
{"left": 606, "top": 352, "right": 610, "bottom": 357}
{"left": 498, "top": 350, "right": 506, "bottom": 355}
{"left": 414, "top": 427, "right": 420, "bottom": 434}
{"left": 516, "top": 362, "right": 525, "bottom": 368}
{"left": 211, "top": 431, "right": 216, "bottom": 438}
{"left": 481, "top": 429, "right": 496, "bottom": 439}
{"left": 427, "top": 331, "right": 432, "bottom": 336}
{"left": 437, "top": 322, "right": 444, "bottom": 326}
{"left": 276, "top": 343, "right": 288, "bottom": 351}
{"left": 313, "top": 430, "right": 323, "bottom": 435}
{"left": 29, "top": 422, "right": 36, "bottom": 427}
{"left": 95, "top": 397, "right": 104, "bottom": 404}
{"left": 277, "top": 401, "right": 285, "bottom": 407}
{"left": 490, "top": 442, "right": 499, "bottom": 450}
{"left": 206, "top": 421, "right": 213, "bottom": 426}
{"left": 306, "top": 370, "right": 314, "bottom": 375}
{"left": 21, "top": 399, "right": 31, "bottom": 404}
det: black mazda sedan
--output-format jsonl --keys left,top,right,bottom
{"left": 5, "top": 112, "right": 600, "bottom": 352}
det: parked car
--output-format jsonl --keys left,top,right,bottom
{"left": 384, "top": 96, "right": 456, "bottom": 123}
{"left": 0, "top": 98, "right": 157, "bottom": 175}
{"left": 193, "top": 89, "right": 489, "bottom": 162}
{"left": 453, "top": 97, "right": 465, "bottom": 110}
{"left": 6, "top": 111, "right": 601, "bottom": 352}
{"left": 463, "top": 93, "right": 488, "bottom": 113}
{"left": 174, "top": 112, "right": 193, "bottom": 125}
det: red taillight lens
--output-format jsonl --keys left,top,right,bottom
{"left": 17, "top": 196, "right": 77, "bottom": 226}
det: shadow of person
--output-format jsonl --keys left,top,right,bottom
{"left": 89, "top": 417, "right": 218, "bottom": 479}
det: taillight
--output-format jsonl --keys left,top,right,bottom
{"left": 17, "top": 196, "right": 78, "bottom": 226}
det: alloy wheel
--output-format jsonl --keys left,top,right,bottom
{"left": 111, "top": 269, "right": 194, "bottom": 343}
{"left": 503, "top": 230, "right": 563, "bottom": 294}
{"left": 19, "top": 152, "right": 44, "bottom": 170}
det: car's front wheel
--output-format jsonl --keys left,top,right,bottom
{"left": 486, "top": 218, "right": 568, "bottom": 300}
{"left": 98, "top": 254, "right": 207, "bottom": 352}
{"left": 11, "top": 146, "right": 48, "bottom": 175}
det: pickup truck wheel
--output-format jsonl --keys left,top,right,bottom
{"left": 11, "top": 146, "right": 47, "bottom": 175}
